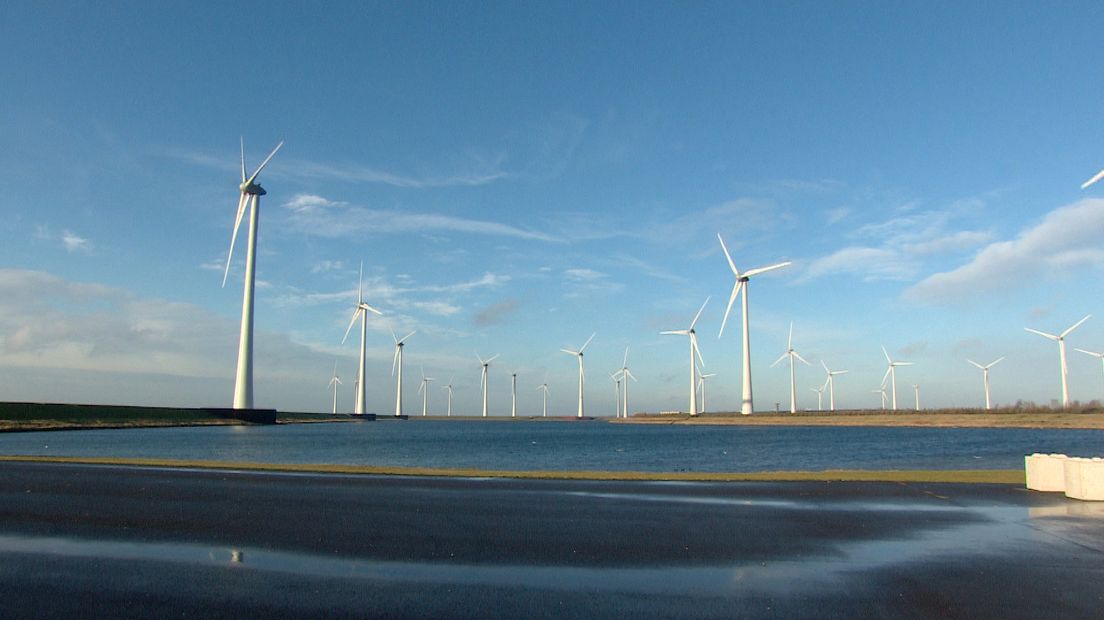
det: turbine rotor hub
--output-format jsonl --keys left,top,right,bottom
{"left": 240, "top": 181, "right": 266, "bottom": 196}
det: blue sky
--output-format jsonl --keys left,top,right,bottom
{"left": 3, "top": 1, "right": 1104, "bottom": 414}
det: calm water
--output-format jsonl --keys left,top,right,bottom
{"left": 0, "top": 420, "right": 1101, "bottom": 472}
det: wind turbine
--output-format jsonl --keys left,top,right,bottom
{"left": 967, "top": 357, "right": 1005, "bottom": 410}
{"left": 342, "top": 263, "right": 383, "bottom": 415}
{"left": 662, "top": 298, "right": 709, "bottom": 416}
{"left": 536, "top": 382, "right": 550, "bottom": 417}
{"left": 1025, "top": 315, "right": 1090, "bottom": 408}
{"left": 912, "top": 384, "right": 921, "bottom": 411}
{"left": 697, "top": 370, "right": 717, "bottom": 414}
{"left": 811, "top": 382, "right": 825, "bottom": 411}
{"left": 441, "top": 377, "right": 454, "bottom": 417}
{"left": 771, "top": 322, "right": 811, "bottom": 413}
{"left": 418, "top": 369, "right": 435, "bottom": 417}
{"left": 391, "top": 330, "right": 416, "bottom": 417}
{"left": 718, "top": 233, "right": 791, "bottom": 415}
{"left": 881, "top": 345, "right": 913, "bottom": 411}
{"left": 560, "top": 333, "right": 595, "bottom": 418}
{"left": 328, "top": 361, "right": 342, "bottom": 415}
{"left": 820, "top": 361, "right": 848, "bottom": 412}
{"left": 618, "top": 348, "right": 636, "bottom": 419}
{"left": 611, "top": 372, "right": 623, "bottom": 417}
{"left": 872, "top": 384, "right": 888, "bottom": 409}
{"left": 511, "top": 372, "right": 518, "bottom": 417}
{"left": 222, "top": 138, "right": 283, "bottom": 409}
{"left": 477, "top": 353, "right": 499, "bottom": 417}
{"left": 1074, "top": 348, "right": 1104, "bottom": 401}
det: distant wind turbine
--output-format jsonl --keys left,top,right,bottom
{"left": 912, "top": 384, "right": 920, "bottom": 411}
{"left": 536, "top": 382, "right": 550, "bottom": 417}
{"left": 718, "top": 234, "right": 791, "bottom": 415}
{"left": 560, "top": 333, "right": 595, "bottom": 418}
{"left": 967, "top": 357, "right": 1005, "bottom": 410}
{"left": 662, "top": 298, "right": 709, "bottom": 416}
{"left": 881, "top": 345, "right": 914, "bottom": 411}
{"left": 1025, "top": 315, "right": 1090, "bottom": 408}
{"left": 511, "top": 372, "right": 518, "bottom": 418}
{"left": 872, "top": 384, "right": 888, "bottom": 409}
{"left": 477, "top": 353, "right": 499, "bottom": 417}
{"left": 811, "top": 382, "right": 825, "bottom": 411}
{"left": 441, "top": 377, "right": 454, "bottom": 417}
{"left": 1074, "top": 348, "right": 1104, "bottom": 401}
{"left": 697, "top": 370, "right": 717, "bottom": 414}
{"left": 771, "top": 322, "right": 811, "bottom": 413}
{"left": 342, "top": 263, "right": 383, "bottom": 415}
{"left": 328, "top": 361, "right": 342, "bottom": 414}
{"left": 618, "top": 348, "right": 636, "bottom": 419}
{"left": 821, "top": 361, "right": 848, "bottom": 412}
{"left": 418, "top": 369, "right": 434, "bottom": 417}
{"left": 222, "top": 138, "right": 283, "bottom": 409}
{"left": 611, "top": 372, "right": 623, "bottom": 417}
{"left": 391, "top": 330, "right": 416, "bottom": 417}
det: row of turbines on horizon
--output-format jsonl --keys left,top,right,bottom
{"left": 220, "top": 138, "right": 1104, "bottom": 416}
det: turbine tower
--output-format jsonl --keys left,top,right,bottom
{"left": 342, "top": 263, "right": 382, "bottom": 415}
{"left": 718, "top": 233, "right": 791, "bottom": 415}
{"left": 511, "top": 372, "right": 518, "bottom": 417}
{"left": 662, "top": 298, "right": 709, "bottom": 416}
{"left": 328, "top": 361, "right": 342, "bottom": 415}
{"left": 560, "top": 333, "right": 595, "bottom": 418}
{"left": 537, "top": 382, "right": 550, "bottom": 417}
{"left": 611, "top": 372, "right": 622, "bottom": 417}
{"left": 391, "top": 330, "right": 416, "bottom": 417}
{"left": 967, "top": 357, "right": 1005, "bottom": 410}
{"left": 477, "top": 353, "right": 499, "bottom": 417}
{"left": 881, "top": 345, "right": 914, "bottom": 411}
{"left": 1026, "top": 315, "right": 1090, "bottom": 408}
{"left": 771, "top": 322, "right": 811, "bottom": 413}
{"left": 697, "top": 370, "right": 716, "bottom": 414}
{"left": 618, "top": 348, "right": 636, "bottom": 419}
{"left": 872, "top": 384, "right": 888, "bottom": 409}
{"left": 418, "top": 369, "right": 434, "bottom": 417}
{"left": 912, "top": 384, "right": 920, "bottom": 411}
{"left": 441, "top": 377, "right": 454, "bottom": 417}
{"left": 222, "top": 138, "right": 283, "bottom": 409}
{"left": 821, "top": 361, "right": 848, "bottom": 412}
{"left": 811, "top": 382, "right": 825, "bottom": 411}
{"left": 1074, "top": 348, "right": 1104, "bottom": 401}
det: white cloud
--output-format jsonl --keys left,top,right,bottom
{"left": 61, "top": 231, "right": 92, "bottom": 253}
{"left": 564, "top": 268, "right": 606, "bottom": 281}
{"left": 825, "top": 207, "right": 851, "bottom": 224}
{"left": 904, "top": 198, "right": 1104, "bottom": 304}
{"left": 799, "top": 247, "right": 914, "bottom": 283}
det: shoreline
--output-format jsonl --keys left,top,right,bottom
{"left": 0, "top": 455, "right": 1024, "bottom": 484}
{"left": 613, "top": 410, "right": 1104, "bottom": 429}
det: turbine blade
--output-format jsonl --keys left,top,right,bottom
{"left": 222, "top": 193, "right": 249, "bottom": 287}
{"left": 793, "top": 351, "right": 811, "bottom": 366}
{"left": 881, "top": 345, "right": 892, "bottom": 364}
{"left": 821, "top": 359, "right": 830, "bottom": 373}
{"left": 966, "top": 359, "right": 983, "bottom": 369}
{"left": 689, "top": 296, "right": 710, "bottom": 331}
{"left": 660, "top": 330, "right": 689, "bottom": 336}
{"left": 989, "top": 356, "right": 1006, "bottom": 367}
{"left": 718, "top": 281, "right": 742, "bottom": 338}
{"left": 623, "top": 347, "right": 629, "bottom": 368}
{"left": 341, "top": 308, "right": 361, "bottom": 344}
{"left": 771, "top": 352, "right": 788, "bottom": 367}
{"left": 580, "top": 332, "right": 596, "bottom": 353}
{"left": 560, "top": 348, "right": 579, "bottom": 355}
{"left": 487, "top": 354, "right": 499, "bottom": 363}
{"left": 717, "top": 233, "right": 740, "bottom": 275}
{"left": 391, "top": 329, "right": 399, "bottom": 343}
{"left": 245, "top": 140, "right": 284, "bottom": 186}
{"left": 1074, "top": 348, "right": 1102, "bottom": 358}
{"left": 692, "top": 333, "right": 705, "bottom": 367}
{"left": 835, "top": 369, "right": 849, "bottom": 375}
{"left": 744, "top": 261, "right": 792, "bottom": 278}
{"left": 399, "top": 330, "right": 417, "bottom": 343}
{"left": 623, "top": 369, "right": 637, "bottom": 381}
{"left": 239, "top": 136, "right": 246, "bottom": 182}
{"left": 895, "top": 361, "right": 914, "bottom": 367}
{"left": 360, "top": 303, "right": 383, "bottom": 316}
{"left": 1024, "top": 327, "right": 1059, "bottom": 340}
{"left": 881, "top": 367, "right": 892, "bottom": 386}
{"left": 391, "top": 345, "right": 400, "bottom": 376}
{"left": 1081, "top": 167, "right": 1104, "bottom": 190}
{"left": 357, "top": 261, "right": 364, "bottom": 304}
{"left": 1061, "top": 314, "right": 1092, "bottom": 338}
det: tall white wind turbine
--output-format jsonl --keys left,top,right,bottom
{"left": 477, "top": 353, "right": 499, "bottom": 417}
{"left": 611, "top": 372, "right": 623, "bottom": 417}
{"left": 697, "top": 370, "right": 717, "bottom": 414}
{"left": 391, "top": 330, "right": 416, "bottom": 417}
{"left": 1074, "top": 348, "right": 1104, "bottom": 401}
{"left": 872, "top": 384, "right": 888, "bottom": 409}
{"left": 820, "top": 361, "right": 848, "bottom": 412}
{"left": 328, "top": 361, "right": 343, "bottom": 415}
{"left": 912, "top": 384, "right": 921, "bottom": 411}
{"left": 718, "top": 234, "right": 791, "bottom": 415}
{"left": 560, "top": 333, "right": 595, "bottom": 418}
{"left": 342, "top": 263, "right": 383, "bottom": 415}
{"left": 441, "top": 377, "right": 454, "bottom": 417}
{"left": 967, "top": 357, "right": 1005, "bottom": 410}
{"left": 663, "top": 298, "right": 709, "bottom": 416}
{"left": 881, "top": 345, "right": 914, "bottom": 411}
{"left": 511, "top": 372, "right": 518, "bottom": 418}
{"left": 618, "top": 348, "right": 636, "bottom": 419}
{"left": 811, "top": 382, "right": 825, "bottom": 411}
{"left": 222, "top": 138, "right": 283, "bottom": 409}
{"left": 537, "top": 382, "right": 550, "bottom": 417}
{"left": 418, "top": 369, "right": 435, "bottom": 417}
{"left": 1025, "top": 315, "right": 1090, "bottom": 408}
{"left": 771, "top": 322, "right": 811, "bottom": 413}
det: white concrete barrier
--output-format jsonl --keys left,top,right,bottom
{"left": 1025, "top": 453, "right": 1068, "bottom": 492}
{"left": 1064, "top": 457, "right": 1104, "bottom": 501}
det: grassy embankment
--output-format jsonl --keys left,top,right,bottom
{"left": 617, "top": 408, "right": 1104, "bottom": 429}
{"left": 0, "top": 454, "right": 1023, "bottom": 484}
{"left": 0, "top": 402, "right": 345, "bottom": 431}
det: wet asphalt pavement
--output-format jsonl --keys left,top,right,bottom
{"left": 0, "top": 461, "right": 1100, "bottom": 618}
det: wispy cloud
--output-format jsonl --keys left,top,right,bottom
{"left": 61, "top": 230, "right": 92, "bottom": 253}
{"left": 472, "top": 299, "right": 520, "bottom": 326}
{"left": 903, "top": 198, "right": 1104, "bottom": 304}
{"left": 282, "top": 193, "right": 558, "bottom": 242}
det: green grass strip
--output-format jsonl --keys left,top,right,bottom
{"left": 0, "top": 455, "right": 1023, "bottom": 484}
